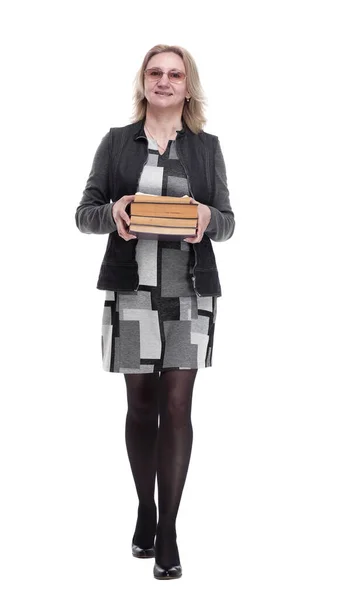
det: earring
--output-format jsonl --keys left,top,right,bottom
{"left": 186, "top": 97, "right": 190, "bottom": 103}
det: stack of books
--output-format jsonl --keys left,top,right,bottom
{"left": 129, "top": 193, "right": 198, "bottom": 240}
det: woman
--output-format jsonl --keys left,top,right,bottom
{"left": 75, "top": 44, "right": 235, "bottom": 580}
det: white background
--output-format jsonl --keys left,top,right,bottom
{"left": 1, "top": 0, "right": 342, "bottom": 598}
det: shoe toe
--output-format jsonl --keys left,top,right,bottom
{"left": 132, "top": 543, "right": 155, "bottom": 558}
{"left": 153, "top": 561, "right": 182, "bottom": 579}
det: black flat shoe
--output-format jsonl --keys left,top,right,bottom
{"left": 132, "top": 543, "right": 155, "bottom": 559}
{"left": 153, "top": 562, "right": 182, "bottom": 580}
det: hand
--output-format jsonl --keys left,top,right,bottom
{"left": 112, "top": 195, "right": 137, "bottom": 241}
{"left": 183, "top": 197, "right": 211, "bottom": 243}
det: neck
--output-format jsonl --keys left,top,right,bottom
{"left": 144, "top": 106, "right": 183, "bottom": 137}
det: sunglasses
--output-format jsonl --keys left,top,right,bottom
{"left": 144, "top": 68, "right": 186, "bottom": 83}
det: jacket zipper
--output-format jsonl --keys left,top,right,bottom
{"left": 175, "top": 138, "right": 202, "bottom": 297}
{"left": 191, "top": 253, "right": 202, "bottom": 297}
{"left": 132, "top": 137, "right": 150, "bottom": 291}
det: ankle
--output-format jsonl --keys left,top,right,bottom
{"left": 155, "top": 525, "right": 180, "bottom": 568}
{"left": 157, "top": 516, "right": 176, "bottom": 534}
{"left": 132, "top": 502, "right": 157, "bottom": 548}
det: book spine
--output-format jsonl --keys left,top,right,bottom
{"left": 130, "top": 204, "right": 198, "bottom": 218}
{"left": 129, "top": 231, "right": 196, "bottom": 241}
{"left": 129, "top": 224, "right": 196, "bottom": 235}
{"left": 134, "top": 194, "right": 191, "bottom": 204}
{"left": 130, "top": 216, "right": 198, "bottom": 228}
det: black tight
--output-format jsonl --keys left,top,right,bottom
{"left": 124, "top": 369, "right": 197, "bottom": 568}
{"left": 124, "top": 373, "right": 159, "bottom": 547}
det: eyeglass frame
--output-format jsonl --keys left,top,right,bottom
{"left": 143, "top": 67, "right": 187, "bottom": 84}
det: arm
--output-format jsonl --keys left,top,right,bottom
{"left": 75, "top": 131, "right": 117, "bottom": 234}
{"left": 204, "top": 138, "right": 235, "bottom": 242}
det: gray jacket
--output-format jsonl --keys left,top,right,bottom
{"left": 75, "top": 118, "right": 235, "bottom": 296}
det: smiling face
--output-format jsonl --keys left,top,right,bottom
{"left": 144, "top": 52, "right": 189, "bottom": 111}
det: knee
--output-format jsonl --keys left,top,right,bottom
{"left": 128, "top": 401, "right": 158, "bottom": 423}
{"left": 162, "top": 395, "right": 192, "bottom": 428}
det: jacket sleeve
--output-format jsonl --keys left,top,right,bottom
{"left": 204, "top": 137, "right": 235, "bottom": 242}
{"left": 75, "top": 130, "right": 118, "bottom": 234}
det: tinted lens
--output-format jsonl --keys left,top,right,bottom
{"left": 168, "top": 70, "right": 185, "bottom": 82}
{"left": 145, "top": 68, "right": 163, "bottom": 80}
{"left": 145, "top": 68, "right": 186, "bottom": 83}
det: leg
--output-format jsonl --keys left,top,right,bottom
{"left": 124, "top": 372, "right": 160, "bottom": 548}
{"left": 155, "top": 368, "right": 197, "bottom": 569}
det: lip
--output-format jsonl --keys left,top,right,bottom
{"left": 155, "top": 92, "right": 173, "bottom": 96}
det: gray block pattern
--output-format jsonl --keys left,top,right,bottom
{"left": 161, "top": 249, "right": 195, "bottom": 297}
{"left": 101, "top": 289, "right": 217, "bottom": 373}
{"left": 116, "top": 321, "right": 140, "bottom": 369}
{"left": 135, "top": 239, "right": 158, "bottom": 287}
{"left": 101, "top": 133, "right": 218, "bottom": 373}
{"left": 167, "top": 175, "right": 189, "bottom": 197}
{"left": 162, "top": 320, "right": 198, "bottom": 368}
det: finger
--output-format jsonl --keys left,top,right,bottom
{"left": 117, "top": 216, "right": 137, "bottom": 240}
{"left": 118, "top": 230, "right": 137, "bottom": 241}
{"left": 192, "top": 227, "right": 204, "bottom": 243}
{"left": 116, "top": 221, "right": 129, "bottom": 238}
{"left": 124, "top": 195, "right": 136, "bottom": 205}
{"left": 120, "top": 211, "right": 131, "bottom": 227}
{"left": 117, "top": 228, "right": 127, "bottom": 239}
{"left": 116, "top": 210, "right": 131, "bottom": 228}
{"left": 183, "top": 233, "right": 201, "bottom": 243}
{"left": 186, "top": 228, "right": 199, "bottom": 242}
{"left": 117, "top": 223, "right": 137, "bottom": 240}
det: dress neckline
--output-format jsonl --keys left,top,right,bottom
{"left": 147, "top": 137, "right": 173, "bottom": 156}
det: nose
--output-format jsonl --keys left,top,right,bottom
{"left": 157, "top": 72, "right": 171, "bottom": 87}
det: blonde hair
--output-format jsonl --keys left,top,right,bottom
{"left": 131, "top": 44, "right": 207, "bottom": 134}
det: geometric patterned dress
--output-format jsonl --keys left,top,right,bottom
{"left": 101, "top": 134, "right": 218, "bottom": 373}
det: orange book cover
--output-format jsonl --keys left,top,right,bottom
{"left": 128, "top": 223, "right": 196, "bottom": 240}
{"left": 130, "top": 203, "right": 198, "bottom": 219}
